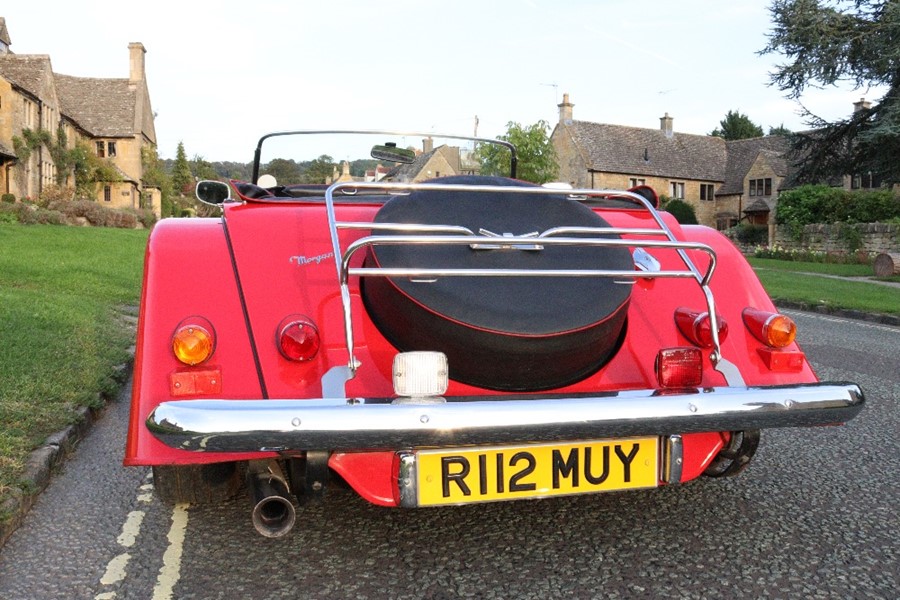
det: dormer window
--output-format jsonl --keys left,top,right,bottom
{"left": 749, "top": 178, "right": 772, "bottom": 197}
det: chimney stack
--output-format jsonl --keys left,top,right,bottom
{"left": 660, "top": 113, "right": 674, "bottom": 138}
{"left": 558, "top": 93, "right": 574, "bottom": 124}
{"left": 128, "top": 42, "right": 146, "bottom": 82}
{"left": 853, "top": 97, "right": 872, "bottom": 113}
{"left": 423, "top": 137, "right": 434, "bottom": 153}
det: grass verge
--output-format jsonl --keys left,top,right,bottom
{"left": 0, "top": 223, "right": 148, "bottom": 503}
{"left": 752, "top": 268, "right": 900, "bottom": 315}
{"left": 746, "top": 257, "right": 875, "bottom": 277}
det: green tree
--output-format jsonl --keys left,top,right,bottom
{"left": 710, "top": 110, "right": 765, "bottom": 140}
{"left": 768, "top": 124, "right": 792, "bottom": 136}
{"left": 142, "top": 146, "right": 174, "bottom": 217}
{"left": 762, "top": 0, "right": 900, "bottom": 184}
{"left": 476, "top": 120, "right": 559, "bottom": 183}
{"left": 190, "top": 154, "right": 219, "bottom": 181}
{"left": 263, "top": 158, "right": 302, "bottom": 184}
{"left": 171, "top": 142, "right": 193, "bottom": 195}
{"left": 303, "top": 154, "right": 336, "bottom": 184}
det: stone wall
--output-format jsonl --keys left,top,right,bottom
{"left": 772, "top": 223, "right": 899, "bottom": 254}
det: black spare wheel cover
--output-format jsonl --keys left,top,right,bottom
{"left": 362, "top": 176, "right": 633, "bottom": 391}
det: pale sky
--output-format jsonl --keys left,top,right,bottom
{"left": 2, "top": 1, "right": 884, "bottom": 162}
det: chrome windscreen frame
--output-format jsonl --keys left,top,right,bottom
{"left": 323, "top": 180, "right": 744, "bottom": 388}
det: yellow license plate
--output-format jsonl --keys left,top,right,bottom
{"left": 415, "top": 437, "right": 659, "bottom": 506}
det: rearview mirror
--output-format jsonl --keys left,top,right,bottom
{"left": 371, "top": 143, "right": 416, "bottom": 164}
{"left": 196, "top": 180, "right": 231, "bottom": 206}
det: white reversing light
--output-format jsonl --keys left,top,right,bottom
{"left": 392, "top": 352, "right": 449, "bottom": 397}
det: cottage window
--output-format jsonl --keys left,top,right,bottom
{"left": 104, "top": 185, "right": 112, "bottom": 202}
{"left": 96, "top": 141, "right": 105, "bottom": 158}
{"left": 749, "top": 178, "right": 772, "bottom": 197}
{"left": 23, "top": 99, "right": 35, "bottom": 127}
{"left": 108, "top": 142, "right": 117, "bottom": 157}
{"left": 670, "top": 182, "right": 684, "bottom": 199}
{"left": 629, "top": 178, "right": 646, "bottom": 188}
{"left": 853, "top": 172, "right": 881, "bottom": 189}
{"left": 700, "top": 184, "right": 715, "bottom": 201}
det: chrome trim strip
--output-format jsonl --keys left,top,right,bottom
{"left": 147, "top": 382, "right": 864, "bottom": 454}
{"left": 663, "top": 435, "right": 684, "bottom": 485}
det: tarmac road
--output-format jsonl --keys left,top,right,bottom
{"left": 0, "top": 309, "right": 897, "bottom": 599}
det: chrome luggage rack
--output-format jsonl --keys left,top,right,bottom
{"left": 323, "top": 181, "right": 745, "bottom": 388}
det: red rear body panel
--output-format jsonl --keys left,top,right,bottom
{"left": 127, "top": 197, "right": 819, "bottom": 505}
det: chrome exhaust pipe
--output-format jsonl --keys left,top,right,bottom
{"left": 247, "top": 461, "right": 296, "bottom": 538}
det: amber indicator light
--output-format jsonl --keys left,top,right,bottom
{"left": 742, "top": 308, "right": 797, "bottom": 348}
{"left": 172, "top": 317, "right": 216, "bottom": 366}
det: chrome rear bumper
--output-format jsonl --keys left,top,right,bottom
{"left": 146, "top": 382, "right": 864, "bottom": 453}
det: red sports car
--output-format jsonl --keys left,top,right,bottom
{"left": 126, "top": 130, "right": 864, "bottom": 537}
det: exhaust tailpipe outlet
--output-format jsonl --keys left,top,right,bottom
{"left": 247, "top": 461, "right": 296, "bottom": 538}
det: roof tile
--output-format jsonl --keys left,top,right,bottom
{"left": 565, "top": 120, "right": 728, "bottom": 181}
{"left": 54, "top": 74, "right": 136, "bottom": 137}
{"left": 0, "top": 54, "right": 52, "bottom": 97}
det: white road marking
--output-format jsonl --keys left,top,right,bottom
{"left": 117, "top": 510, "right": 146, "bottom": 547}
{"left": 151, "top": 503, "right": 190, "bottom": 600}
{"left": 94, "top": 472, "right": 155, "bottom": 599}
{"left": 99, "top": 553, "right": 131, "bottom": 586}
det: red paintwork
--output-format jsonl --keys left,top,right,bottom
{"left": 126, "top": 193, "right": 819, "bottom": 505}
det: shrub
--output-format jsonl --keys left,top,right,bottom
{"left": 105, "top": 210, "right": 138, "bottom": 229}
{"left": 34, "top": 209, "right": 67, "bottom": 225}
{"left": 42, "top": 199, "right": 144, "bottom": 228}
{"left": 0, "top": 198, "right": 149, "bottom": 228}
{"left": 38, "top": 184, "right": 73, "bottom": 206}
{"left": 733, "top": 223, "right": 768, "bottom": 245}
{"left": 132, "top": 209, "right": 158, "bottom": 229}
{"left": 1, "top": 193, "right": 15, "bottom": 204}
{"left": 0, "top": 204, "right": 19, "bottom": 223}
{"left": 663, "top": 199, "right": 699, "bottom": 225}
{"left": 776, "top": 185, "right": 900, "bottom": 240}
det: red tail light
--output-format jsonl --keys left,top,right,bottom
{"left": 277, "top": 316, "right": 320, "bottom": 362}
{"left": 172, "top": 317, "right": 216, "bottom": 366}
{"left": 656, "top": 347, "right": 703, "bottom": 388}
{"left": 742, "top": 308, "right": 796, "bottom": 348}
{"left": 674, "top": 307, "right": 729, "bottom": 348}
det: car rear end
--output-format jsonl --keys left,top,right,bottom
{"left": 126, "top": 135, "right": 863, "bottom": 537}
